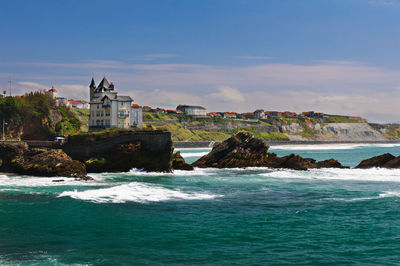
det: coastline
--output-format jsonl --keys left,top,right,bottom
{"left": 174, "top": 140, "right": 400, "bottom": 148}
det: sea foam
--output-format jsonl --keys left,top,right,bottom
{"left": 58, "top": 182, "right": 220, "bottom": 203}
{"left": 0, "top": 174, "right": 105, "bottom": 187}
{"left": 260, "top": 167, "right": 400, "bottom": 182}
{"left": 270, "top": 143, "right": 400, "bottom": 151}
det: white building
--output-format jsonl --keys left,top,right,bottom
{"left": 70, "top": 100, "right": 89, "bottom": 109}
{"left": 176, "top": 105, "right": 207, "bottom": 116}
{"left": 88, "top": 77, "right": 143, "bottom": 130}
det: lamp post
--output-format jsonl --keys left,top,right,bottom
{"left": 2, "top": 119, "right": 7, "bottom": 141}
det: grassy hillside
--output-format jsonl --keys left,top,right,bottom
{"left": 71, "top": 109, "right": 90, "bottom": 132}
{"left": 0, "top": 92, "right": 82, "bottom": 140}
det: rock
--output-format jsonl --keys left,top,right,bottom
{"left": 192, "top": 131, "right": 270, "bottom": 168}
{"left": 192, "top": 131, "right": 349, "bottom": 170}
{"left": 0, "top": 142, "right": 88, "bottom": 179}
{"left": 172, "top": 151, "right": 194, "bottom": 171}
{"left": 315, "top": 158, "right": 347, "bottom": 169}
{"left": 382, "top": 156, "right": 400, "bottom": 168}
{"left": 63, "top": 129, "right": 173, "bottom": 173}
{"left": 265, "top": 153, "right": 316, "bottom": 170}
{"left": 355, "top": 153, "right": 396, "bottom": 169}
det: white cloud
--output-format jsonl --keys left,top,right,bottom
{"left": 5, "top": 59, "right": 400, "bottom": 122}
{"left": 210, "top": 86, "right": 245, "bottom": 103}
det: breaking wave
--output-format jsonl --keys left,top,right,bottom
{"left": 270, "top": 143, "right": 400, "bottom": 151}
{"left": 260, "top": 167, "right": 400, "bottom": 182}
{"left": 58, "top": 182, "right": 220, "bottom": 203}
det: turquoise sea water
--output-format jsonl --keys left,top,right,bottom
{"left": 2, "top": 144, "right": 400, "bottom": 265}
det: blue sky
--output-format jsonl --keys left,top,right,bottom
{"left": 1, "top": 0, "right": 400, "bottom": 122}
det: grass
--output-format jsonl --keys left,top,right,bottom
{"left": 71, "top": 108, "right": 90, "bottom": 132}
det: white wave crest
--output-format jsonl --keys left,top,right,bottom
{"left": 270, "top": 143, "right": 400, "bottom": 151}
{"left": 128, "top": 168, "right": 214, "bottom": 177}
{"left": 180, "top": 152, "right": 209, "bottom": 158}
{"left": 260, "top": 168, "right": 400, "bottom": 182}
{"left": 58, "top": 182, "right": 220, "bottom": 203}
{"left": 0, "top": 174, "right": 104, "bottom": 187}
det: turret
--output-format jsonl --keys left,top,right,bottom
{"left": 89, "top": 77, "right": 96, "bottom": 100}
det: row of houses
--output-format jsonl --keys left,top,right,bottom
{"left": 45, "top": 87, "right": 89, "bottom": 109}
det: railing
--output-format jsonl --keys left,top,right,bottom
{"left": 102, "top": 104, "right": 111, "bottom": 108}
{"left": 118, "top": 114, "right": 129, "bottom": 118}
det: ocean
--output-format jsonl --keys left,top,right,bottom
{"left": 2, "top": 144, "right": 400, "bottom": 265}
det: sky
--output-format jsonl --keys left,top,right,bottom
{"left": 1, "top": 0, "right": 400, "bottom": 122}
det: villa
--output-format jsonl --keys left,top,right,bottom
{"left": 88, "top": 77, "right": 143, "bottom": 130}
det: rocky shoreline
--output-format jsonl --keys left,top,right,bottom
{"left": 1, "top": 130, "right": 400, "bottom": 179}
{"left": 192, "top": 131, "right": 400, "bottom": 170}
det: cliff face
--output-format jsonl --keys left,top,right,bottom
{"left": 63, "top": 129, "right": 173, "bottom": 172}
{"left": 283, "top": 122, "right": 386, "bottom": 141}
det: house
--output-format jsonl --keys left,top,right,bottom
{"left": 57, "top": 97, "right": 71, "bottom": 108}
{"left": 131, "top": 104, "right": 143, "bottom": 127}
{"left": 301, "top": 111, "right": 324, "bottom": 119}
{"left": 88, "top": 77, "right": 143, "bottom": 130}
{"left": 222, "top": 112, "right": 237, "bottom": 119}
{"left": 265, "top": 111, "right": 281, "bottom": 117}
{"left": 176, "top": 105, "right": 207, "bottom": 116}
{"left": 154, "top": 108, "right": 166, "bottom": 114}
{"left": 70, "top": 100, "right": 89, "bottom": 109}
{"left": 254, "top": 109, "right": 266, "bottom": 119}
{"left": 207, "top": 112, "right": 222, "bottom": 118}
{"left": 45, "top": 87, "right": 58, "bottom": 99}
{"left": 282, "top": 111, "right": 297, "bottom": 118}
{"left": 142, "top": 106, "right": 152, "bottom": 111}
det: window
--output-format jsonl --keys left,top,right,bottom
{"left": 97, "top": 105, "right": 99, "bottom": 109}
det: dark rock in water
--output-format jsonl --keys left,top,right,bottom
{"left": 0, "top": 142, "right": 88, "bottom": 179}
{"left": 63, "top": 129, "right": 173, "bottom": 173}
{"left": 192, "top": 131, "right": 349, "bottom": 170}
{"left": 192, "top": 131, "right": 270, "bottom": 168}
{"left": 172, "top": 151, "right": 194, "bottom": 171}
{"left": 356, "top": 153, "right": 400, "bottom": 169}
{"left": 356, "top": 153, "right": 396, "bottom": 169}
{"left": 315, "top": 159, "right": 348, "bottom": 169}
{"left": 382, "top": 156, "right": 400, "bottom": 168}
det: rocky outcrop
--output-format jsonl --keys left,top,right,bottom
{"left": 0, "top": 142, "right": 89, "bottom": 179}
{"left": 192, "top": 131, "right": 347, "bottom": 170}
{"left": 172, "top": 151, "right": 194, "bottom": 171}
{"left": 192, "top": 131, "right": 270, "bottom": 168}
{"left": 355, "top": 153, "right": 400, "bottom": 169}
{"left": 63, "top": 129, "right": 173, "bottom": 173}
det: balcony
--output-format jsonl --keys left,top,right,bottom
{"left": 118, "top": 113, "right": 129, "bottom": 118}
{"left": 102, "top": 104, "right": 111, "bottom": 108}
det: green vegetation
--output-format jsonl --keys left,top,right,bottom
{"left": 377, "top": 125, "right": 400, "bottom": 139}
{"left": 55, "top": 107, "right": 81, "bottom": 135}
{"left": 324, "top": 115, "right": 359, "bottom": 123}
{"left": 0, "top": 92, "right": 57, "bottom": 139}
{"left": 71, "top": 109, "right": 90, "bottom": 132}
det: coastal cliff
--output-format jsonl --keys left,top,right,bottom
{"left": 142, "top": 112, "right": 399, "bottom": 142}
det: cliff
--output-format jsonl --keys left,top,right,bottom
{"left": 0, "top": 92, "right": 81, "bottom": 140}
{"left": 63, "top": 129, "right": 173, "bottom": 172}
{"left": 142, "top": 112, "right": 396, "bottom": 142}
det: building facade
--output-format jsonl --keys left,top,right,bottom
{"left": 88, "top": 77, "right": 143, "bottom": 130}
{"left": 176, "top": 105, "right": 207, "bottom": 116}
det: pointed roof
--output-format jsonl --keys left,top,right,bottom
{"left": 89, "top": 77, "right": 96, "bottom": 88}
{"left": 97, "top": 77, "right": 110, "bottom": 90}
